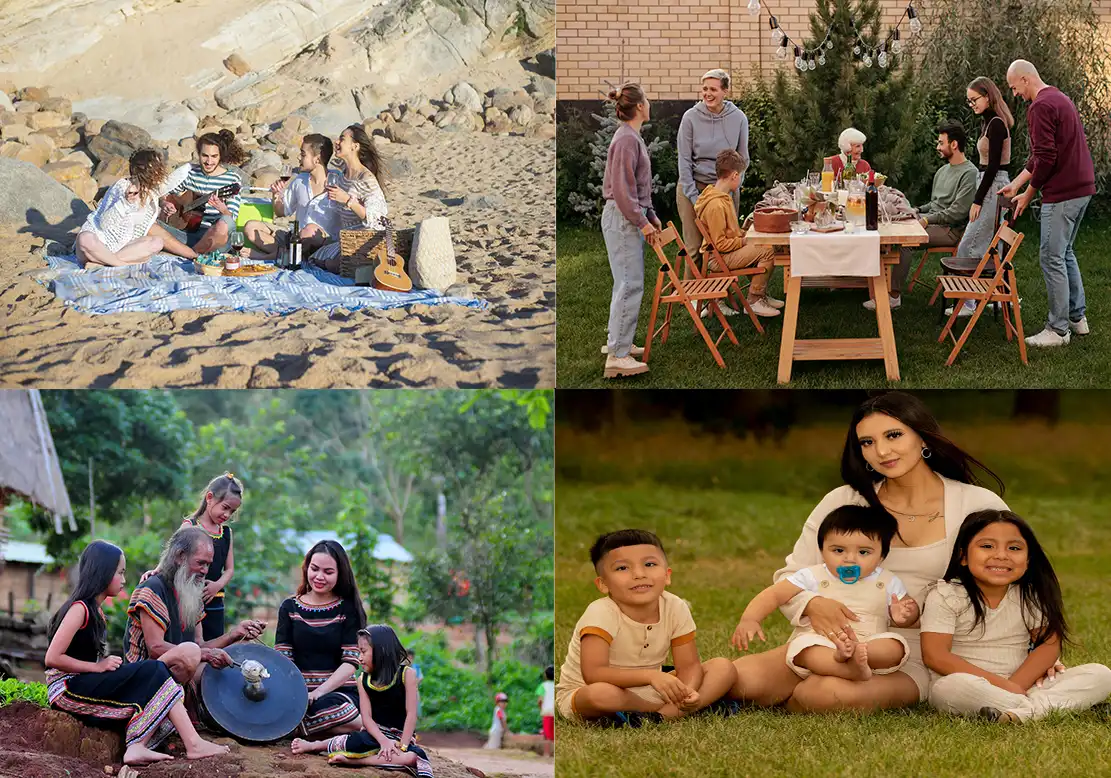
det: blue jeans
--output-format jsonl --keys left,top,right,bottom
{"left": 601, "top": 200, "right": 646, "bottom": 358}
{"left": 1039, "top": 195, "right": 1090, "bottom": 334}
{"left": 158, "top": 214, "right": 236, "bottom": 250}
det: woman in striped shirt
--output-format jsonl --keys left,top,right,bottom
{"left": 75, "top": 150, "right": 191, "bottom": 267}
{"left": 311, "top": 124, "right": 390, "bottom": 273}
{"left": 275, "top": 540, "right": 368, "bottom": 738}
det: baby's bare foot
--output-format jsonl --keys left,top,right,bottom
{"left": 848, "top": 642, "right": 873, "bottom": 681}
{"left": 832, "top": 632, "right": 854, "bottom": 663}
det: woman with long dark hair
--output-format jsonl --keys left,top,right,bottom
{"left": 922, "top": 509, "right": 1111, "bottom": 721}
{"left": 275, "top": 540, "right": 368, "bottom": 738}
{"left": 311, "top": 124, "right": 390, "bottom": 273}
{"left": 46, "top": 541, "right": 228, "bottom": 764}
{"left": 729, "top": 392, "right": 1042, "bottom": 713}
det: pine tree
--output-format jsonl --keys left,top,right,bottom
{"left": 756, "top": 0, "right": 923, "bottom": 195}
{"left": 566, "top": 102, "right": 675, "bottom": 225}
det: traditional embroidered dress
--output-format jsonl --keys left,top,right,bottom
{"left": 184, "top": 518, "right": 232, "bottom": 640}
{"left": 47, "top": 599, "right": 183, "bottom": 749}
{"left": 326, "top": 665, "right": 433, "bottom": 778}
{"left": 275, "top": 594, "right": 362, "bottom": 734}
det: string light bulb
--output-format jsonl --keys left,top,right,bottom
{"left": 891, "top": 29, "right": 902, "bottom": 54}
{"left": 747, "top": 0, "right": 760, "bottom": 17}
{"left": 878, "top": 51, "right": 888, "bottom": 68}
{"left": 863, "top": 52, "right": 873, "bottom": 67}
{"left": 817, "top": 52, "right": 827, "bottom": 66}
{"left": 853, "top": 44, "right": 861, "bottom": 55}
{"left": 908, "top": 5, "right": 922, "bottom": 34}
{"left": 794, "top": 46, "right": 805, "bottom": 70}
{"left": 776, "top": 35, "right": 788, "bottom": 60}
{"left": 807, "top": 55, "right": 816, "bottom": 70}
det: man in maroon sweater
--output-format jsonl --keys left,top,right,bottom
{"left": 1000, "top": 59, "right": 1096, "bottom": 347}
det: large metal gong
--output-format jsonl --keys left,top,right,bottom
{"left": 198, "top": 643, "right": 308, "bottom": 743}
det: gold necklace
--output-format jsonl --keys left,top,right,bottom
{"left": 880, "top": 483, "right": 942, "bottom": 522}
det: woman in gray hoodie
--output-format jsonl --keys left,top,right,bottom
{"left": 677, "top": 69, "right": 750, "bottom": 270}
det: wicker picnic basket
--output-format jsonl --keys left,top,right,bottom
{"left": 339, "top": 226, "right": 414, "bottom": 280}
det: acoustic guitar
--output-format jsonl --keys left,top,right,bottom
{"left": 372, "top": 217, "right": 413, "bottom": 292}
{"left": 165, "top": 184, "right": 241, "bottom": 232}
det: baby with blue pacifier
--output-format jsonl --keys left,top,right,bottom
{"left": 732, "top": 505, "right": 919, "bottom": 682}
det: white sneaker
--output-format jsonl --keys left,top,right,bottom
{"left": 1070, "top": 317, "right": 1090, "bottom": 335}
{"left": 945, "top": 301, "right": 977, "bottom": 317}
{"left": 700, "top": 303, "right": 738, "bottom": 318}
{"left": 603, "top": 354, "right": 649, "bottom": 378}
{"left": 1025, "top": 327, "right": 1070, "bottom": 347}
{"left": 748, "top": 298, "right": 782, "bottom": 317}
{"left": 600, "top": 344, "right": 645, "bottom": 357}
{"left": 863, "top": 295, "right": 901, "bottom": 311}
{"left": 764, "top": 295, "right": 785, "bottom": 309}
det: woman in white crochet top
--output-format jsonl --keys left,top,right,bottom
{"left": 76, "top": 150, "right": 191, "bottom": 268}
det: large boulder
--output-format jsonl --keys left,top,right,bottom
{"left": 0, "top": 141, "right": 24, "bottom": 158}
{"left": 17, "top": 87, "right": 50, "bottom": 103}
{"left": 298, "top": 89, "right": 360, "bottom": 136}
{"left": 268, "top": 115, "right": 311, "bottom": 148}
{"left": 36, "top": 126, "right": 81, "bottom": 149}
{"left": 434, "top": 107, "right": 482, "bottom": 133}
{"left": 14, "top": 100, "right": 40, "bottom": 114}
{"left": 448, "top": 82, "right": 484, "bottom": 113}
{"left": 86, "top": 120, "right": 153, "bottom": 163}
{"left": 27, "top": 110, "right": 69, "bottom": 130}
{"left": 39, "top": 97, "right": 72, "bottom": 116}
{"left": 385, "top": 122, "right": 428, "bottom": 146}
{"left": 490, "top": 88, "right": 533, "bottom": 112}
{"left": 508, "top": 104, "right": 534, "bottom": 126}
{"left": 1, "top": 123, "right": 31, "bottom": 143}
{"left": 534, "top": 48, "right": 556, "bottom": 79}
{"left": 44, "top": 161, "right": 98, "bottom": 201}
{"left": 243, "top": 148, "right": 283, "bottom": 175}
{"left": 16, "top": 144, "right": 49, "bottom": 167}
{"left": 214, "top": 72, "right": 321, "bottom": 118}
{"left": 0, "top": 158, "right": 92, "bottom": 226}
{"left": 484, "top": 107, "right": 513, "bottom": 135}
{"left": 280, "top": 33, "right": 370, "bottom": 84}
{"left": 0, "top": 92, "right": 12, "bottom": 112}
{"left": 93, "top": 154, "right": 130, "bottom": 188}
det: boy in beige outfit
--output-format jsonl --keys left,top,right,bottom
{"left": 693, "top": 149, "right": 780, "bottom": 317}
{"left": 733, "top": 505, "right": 920, "bottom": 680}
{"left": 556, "top": 529, "right": 736, "bottom": 722}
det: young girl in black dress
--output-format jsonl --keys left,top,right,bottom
{"left": 291, "top": 624, "right": 431, "bottom": 777}
{"left": 179, "top": 472, "right": 241, "bottom": 640}
{"left": 45, "top": 541, "right": 228, "bottom": 765}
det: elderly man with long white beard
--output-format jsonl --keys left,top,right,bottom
{"left": 126, "top": 526, "right": 266, "bottom": 685}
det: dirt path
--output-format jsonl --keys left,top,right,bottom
{"left": 431, "top": 748, "right": 553, "bottom": 778}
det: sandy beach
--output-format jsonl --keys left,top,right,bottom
{"left": 0, "top": 131, "right": 554, "bottom": 388}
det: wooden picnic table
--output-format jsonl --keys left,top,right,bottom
{"left": 745, "top": 220, "right": 930, "bottom": 383}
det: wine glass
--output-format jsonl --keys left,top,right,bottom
{"left": 231, "top": 230, "right": 245, "bottom": 258}
{"left": 279, "top": 164, "right": 294, "bottom": 183}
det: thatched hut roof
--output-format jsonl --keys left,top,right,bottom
{"left": 0, "top": 390, "right": 75, "bottom": 535}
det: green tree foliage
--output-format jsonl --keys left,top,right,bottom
{"left": 911, "top": 0, "right": 1111, "bottom": 210}
{"left": 756, "top": 0, "right": 927, "bottom": 199}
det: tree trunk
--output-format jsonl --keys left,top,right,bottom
{"left": 483, "top": 617, "right": 498, "bottom": 678}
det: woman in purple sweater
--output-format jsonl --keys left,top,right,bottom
{"left": 600, "top": 83, "right": 660, "bottom": 380}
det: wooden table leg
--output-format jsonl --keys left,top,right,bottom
{"left": 777, "top": 271, "right": 802, "bottom": 384}
{"left": 872, "top": 272, "right": 900, "bottom": 381}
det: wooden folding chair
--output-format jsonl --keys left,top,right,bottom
{"left": 927, "top": 194, "right": 1014, "bottom": 305}
{"left": 643, "top": 221, "right": 741, "bottom": 369}
{"left": 907, "top": 246, "right": 957, "bottom": 293}
{"left": 692, "top": 216, "right": 765, "bottom": 336}
{"left": 936, "top": 219, "right": 1027, "bottom": 366}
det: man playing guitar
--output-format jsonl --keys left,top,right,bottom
{"left": 152, "top": 130, "right": 245, "bottom": 257}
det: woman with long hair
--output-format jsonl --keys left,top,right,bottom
{"left": 311, "top": 124, "right": 390, "bottom": 273}
{"left": 75, "top": 149, "right": 192, "bottom": 266}
{"left": 45, "top": 541, "right": 228, "bottom": 764}
{"left": 726, "top": 392, "right": 1069, "bottom": 714}
{"left": 275, "top": 540, "right": 368, "bottom": 738}
{"left": 600, "top": 82, "right": 658, "bottom": 380}
{"left": 949, "top": 76, "right": 1015, "bottom": 316}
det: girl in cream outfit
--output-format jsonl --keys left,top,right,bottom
{"left": 731, "top": 392, "right": 1029, "bottom": 712}
{"left": 922, "top": 510, "right": 1111, "bottom": 722}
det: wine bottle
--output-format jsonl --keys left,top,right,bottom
{"left": 291, "top": 219, "right": 301, "bottom": 269}
{"left": 865, "top": 169, "right": 879, "bottom": 231}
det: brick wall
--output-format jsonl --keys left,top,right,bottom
{"left": 557, "top": 0, "right": 1111, "bottom": 100}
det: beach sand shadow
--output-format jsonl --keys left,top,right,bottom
{"left": 18, "top": 205, "right": 84, "bottom": 254}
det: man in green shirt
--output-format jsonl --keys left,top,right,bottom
{"left": 865, "top": 121, "right": 978, "bottom": 310}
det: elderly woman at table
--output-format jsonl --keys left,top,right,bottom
{"left": 825, "top": 128, "right": 872, "bottom": 181}
{"left": 677, "top": 68, "right": 749, "bottom": 264}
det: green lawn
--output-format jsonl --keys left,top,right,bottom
{"left": 555, "top": 422, "right": 1111, "bottom": 778}
{"left": 555, "top": 214, "right": 1111, "bottom": 388}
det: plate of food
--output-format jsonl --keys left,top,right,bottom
{"left": 224, "top": 263, "right": 278, "bottom": 277}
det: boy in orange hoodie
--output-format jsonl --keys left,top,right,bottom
{"left": 693, "top": 150, "right": 780, "bottom": 317}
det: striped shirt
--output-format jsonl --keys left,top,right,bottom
{"left": 337, "top": 172, "right": 388, "bottom": 231}
{"left": 171, "top": 163, "right": 243, "bottom": 228}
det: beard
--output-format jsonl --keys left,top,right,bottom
{"left": 174, "top": 565, "right": 207, "bottom": 630}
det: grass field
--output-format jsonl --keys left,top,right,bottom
{"left": 554, "top": 420, "right": 1111, "bottom": 778}
{"left": 555, "top": 214, "right": 1111, "bottom": 388}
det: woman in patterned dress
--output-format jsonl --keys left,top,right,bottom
{"left": 311, "top": 124, "right": 389, "bottom": 273}
{"left": 45, "top": 540, "right": 228, "bottom": 765}
{"left": 75, "top": 150, "right": 193, "bottom": 267}
{"left": 275, "top": 540, "right": 368, "bottom": 737}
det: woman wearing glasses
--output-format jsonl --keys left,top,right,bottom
{"left": 948, "top": 78, "right": 1013, "bottom": 316}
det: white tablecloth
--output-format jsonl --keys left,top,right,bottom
{"left": 789, "top": 231, "right": 881, "bottom": 277}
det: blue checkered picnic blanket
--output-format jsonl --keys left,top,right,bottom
{"left": 34, "top": 253, "right": 487, "bottom": 316}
